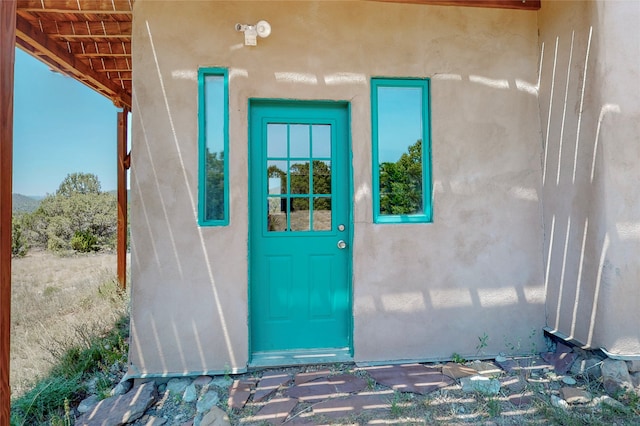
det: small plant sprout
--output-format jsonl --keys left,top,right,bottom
{"left": 476, "top": 332, "right": 489, "bottom": 357}
{"left": 451, "top": 353, "right": 466, "bottom": 364}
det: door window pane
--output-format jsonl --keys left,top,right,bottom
{"left": 267, "top": 160, "right": 287, "bottom": 194}
{"left": 312, "top": 125, "right": 331, "bottom": 158}
{"left": 290, "top": 198, "right": 310, "bottom": 231}
{"left": 268, "top": 197, "right": 287, "bottom": 231}
{"left": 290, "top": 124, "right": 310, "bottom": 158}
{"left": 267, "top": 124, "right": 288, "bottom": 158}
{"left": 313, "top": 160, "right": 331, "bottom": 195}
{"left": 290, "top": 161, "right": 310, "bottom": 194}
{"left": 313, "top": 197, "right": 332, "bottom": 231}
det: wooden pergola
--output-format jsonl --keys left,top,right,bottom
{"left": 0, "top": 0, "right": 539, "bottom": 422}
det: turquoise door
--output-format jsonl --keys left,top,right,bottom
{"left": 249, "top": 101, "right": 351, "bottom": 361}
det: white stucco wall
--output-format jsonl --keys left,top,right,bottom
{"left": 538, "top": 0, "right": 640, "bottom": 356}
{"left": 129, "top": 0, "right": 546, "bottom": 375}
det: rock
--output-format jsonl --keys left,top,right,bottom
{"left": 570, "top": 357, "right": 602, "bottom": 379}
{"left": 254, "top": 372, "right": 292, "bottom": 402}
{"left": 561, "top": 376, "right": 576, "bottom": 385}
{"left": 591, "top": 395, "right": 626, "bottom": 410}
{"left": 550, "top": 395, "right": 569, "bottom": 410}
{"left": 442, "top": 362, "right": 478, "bottom": 379}
{"left": 560, "top": 387, "right": 592, "bottom": 404}
{"left": 228, "top": 379, "right": 258, "bottom": 410}
{"left": 197, "top": 390, "right": 220, "bottom": 413}
{"left": 85, "top": 377, "right": 99, "bottom": 395}
{"left": 471, "top": 361, "right": 502, "bottom": 376}
{"left": 194, "top": 375, "right": 213, "bottom": 387}
{"left": 627, "top": 360, "right": 640, "bottom": 373}
{"left": 501, "top": 376, "right": 526, "bottom": 393}
{"left": 110, "top": 379, "right": 132, "bottom": 396}
{"left": 601, "top": 359, "right": 633, "bottom": 395}
{"left": 167, "top": 378, "right": 192, "bottom": 395}
{"left": 632, "top": 372, "right": 640, "bottom": 388}
{"left": 183, "top": 383, "right": 198, "bottom": 403}
{"left": 77, "top": 395, "right": 99, "bottom": 414}
{"left": 199, "top": 406, "right": 231, "bottom": 426}
{"left": 75, "top": 381, "right": 157, "bottom": 426}
{"left": 541, "top": 343, "right": 577, "bottom": 375}
{"left": 460, "top": 375, "right": 501, "bottom": 395}
{"left": 146, "top": 416, "right": 168, "bottom": 425}
{"left": 209, "top": 376, "right": 233, "bottom": 388}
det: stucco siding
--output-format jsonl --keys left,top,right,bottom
{"left": 129, "top": 0, "right": 546, "bottom": 375}
{"left": 538, "top": 0, "right": 640, "bottom": 356}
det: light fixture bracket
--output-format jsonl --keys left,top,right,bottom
{"left": 236, "top": 20, "right": 271, "bottom": 46}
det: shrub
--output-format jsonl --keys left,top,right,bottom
{"left": 70, "top": 230, "right": 98, "bottom": 253}
{"left": 11, "top": 216, "right": 29, "bottom": 257}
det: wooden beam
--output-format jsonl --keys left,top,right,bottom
{"left": 18, "top": 8, "right": 131, "bottom": 14}
{"left": 18, "top": 20, "right": 133, "bottom": 37}
{"left": 373, "top": 0, "right": 541, "bottom": 10}
{"left": 17, "top": 0, "right": 131, "bottom": 13}
{"left": 54, "top": 34, "right": 131, "bottom": 41}
{"left": 1, "top": 1, "right": 17, "bottom": 424}
{"left": 15, "top": 14, "right": 130, "bottom": 106}
{"left": 117, "top": 109, "right": 129, "bottom": 290}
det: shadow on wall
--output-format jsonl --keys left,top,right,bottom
{"left": 539, "top": 21, "right": 639, "bottom": 354}
{"left": 125, "top": 16, "right": 596, "bottom": 374}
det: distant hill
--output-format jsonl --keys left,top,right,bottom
{"left": 12, "top": 194, "right": 41, "bottom": 214}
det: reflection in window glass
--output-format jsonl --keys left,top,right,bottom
{"left": 313, "top": 160, "right": 331, "bottom": 195}
{"left": 265, "top": 122, "right": 334, "bottom": 232}
{"left": 313, "top": 197, "right": 332, "bottom": 231}
{"left": 199, "top": 69, "right": 228, "bottom": 225}
{"left": 312, "top": 125, "right": 331, "bottom": 158}
{"left": 267, "top": 124, "right": 287, "bottom": 158}
{"left": 290, "top": 198, "right": 310, "bottom": 231}
{"left": 372, "top": 78, "right": 431, "bottom": 223}
{"left": 268, "top": 197, "right": 287, "bottom": 231}
{"left": 290, "top": 124, "right": 310, "bottom": 158}
{"left": 267, "top": 160, "right": 287, "bottom": 194}
{"left": 290, "top": 161, "right": 310, "bottom": 194}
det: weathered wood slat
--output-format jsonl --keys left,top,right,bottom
{"left": 374, "top": 0, "right": 540, "bottom": 10}
{"left": 17, "top": 0, "right": 132, "bottom": 13}
{"left": 1, "top": 1, "right": 17, "bottom": 424}
{"left": 16, "top": 19, "right": 132, "bottom": 35}
{"left": 117, "top": 109, "right": 129, "bottom": 290}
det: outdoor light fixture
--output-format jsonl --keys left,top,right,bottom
{"left": 235, "top": 20, "right": 271, "bottom": 46}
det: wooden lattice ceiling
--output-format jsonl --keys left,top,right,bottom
{"left": 15, "top": 0, "right": 132, "bottom": 108}
{"left": 13, "top": 0, "right": 540, "bottom": 110}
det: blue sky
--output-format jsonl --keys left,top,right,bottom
{"left": 13, "top": 48, "right": 119, "bottom": 196}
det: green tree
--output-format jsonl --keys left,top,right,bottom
{"left": 205, "top": 150, "right": 225, "bottom": 221}
{"left": 289, "top": 161, "right": 331, "bottom": 210}
{"left": 28, "top": 173, "right": 117, "bottom": 252}
{"left": 56, "top": 172, "right": 102, "bottom": 197}
{"left": 379, "top": 139, "right": 423, "bottom": 215}
{"left": 11, "top": 215, "right": 29, "bottom": 257}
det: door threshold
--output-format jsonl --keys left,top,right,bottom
{"left": 250, "top": 348, "right": 352, "bottom": 368}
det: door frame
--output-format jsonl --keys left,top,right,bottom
{"left": 247, "top": 99, "right": 354, "bottom": 366}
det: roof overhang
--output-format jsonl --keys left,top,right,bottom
{"left": 13, "top": 0, "right": 540, "bottom": 109}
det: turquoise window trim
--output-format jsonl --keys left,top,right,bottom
{"left": 198, "top": 67, "right": 229, "bottom": 226}
{"left": 371, "top": 77, "right": 432, "bottom": 224}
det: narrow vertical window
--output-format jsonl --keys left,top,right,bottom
{"left": 371, "top": 78, "right": 432, "bottom": 223}
{"left": 198, "top": 68, "right": 229, "bottom": 225}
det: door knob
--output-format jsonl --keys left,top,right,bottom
{"left": 337, "top": 240, "right": 347, "bottom": 249}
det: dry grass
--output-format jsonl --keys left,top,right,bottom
{"left": 10, "top": 250, "right": 129, "bottom": 398}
